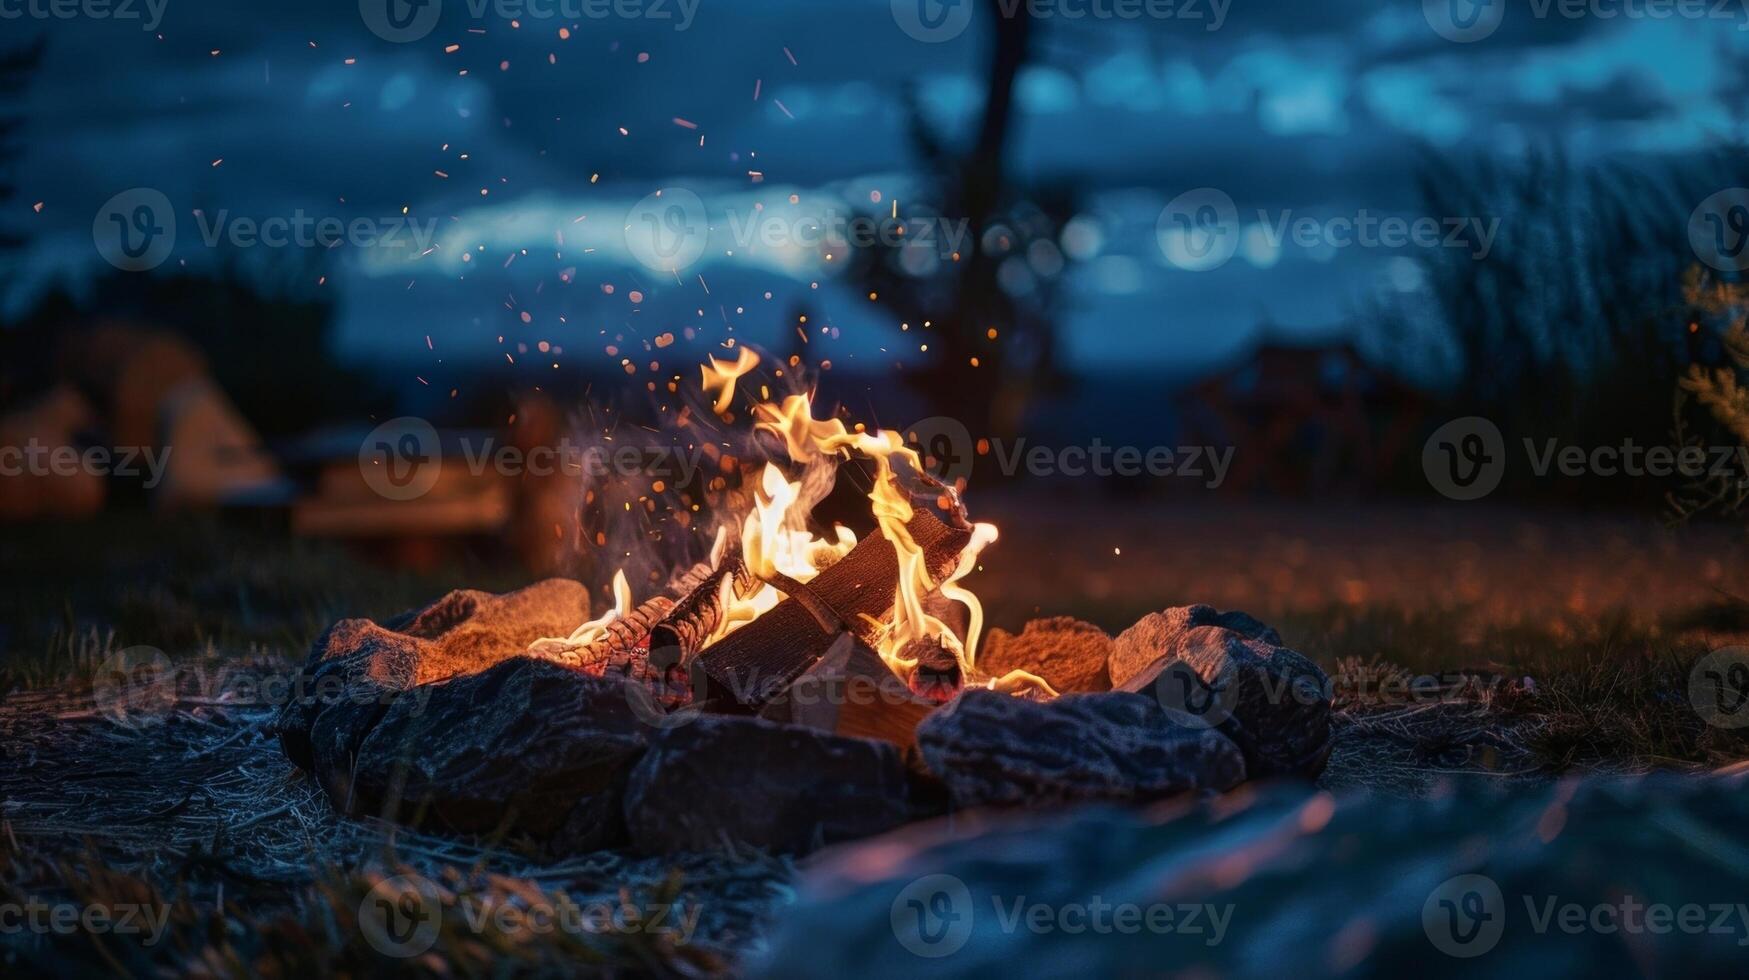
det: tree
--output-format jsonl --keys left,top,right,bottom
{"left": 843, "top": 6, "right": 1072, "bottom": 447}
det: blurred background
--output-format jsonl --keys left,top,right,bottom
{"left": 3, "top": 0, "right": 1748, "bottom": 652}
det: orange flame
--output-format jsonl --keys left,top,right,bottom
{"left": 699, "top": 347, "right": 761, "bottom": 415}
{"left": 535, "top": 347, "right": 1005, "bottom": 689}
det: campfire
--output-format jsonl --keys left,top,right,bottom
{"left": 276, "top": 349, "right": 1334, "bottom": 856}
{"left": 523, "top": 348, "right": 1047, "bottom": 727}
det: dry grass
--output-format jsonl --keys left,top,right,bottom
{"left": 0, "top": 683, "right": 790, "bottom": 977}
{"left": 4, "top": 505, "right": 1748, "bottom": 973}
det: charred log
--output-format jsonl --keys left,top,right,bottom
{"left": 759, "top": 634, "right": 940, "bottom": 754}
{"left": 646, "top": 547, "right": 759, "bottom": 670}
{"left": 693, "top": 509, "right": 972, "bottom": 711}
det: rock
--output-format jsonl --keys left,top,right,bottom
{"left": 345, "top": 656, "right": 646, "bottom": 846}
{"left": 277, "top": 579, "right": 591, "bottom": 772}
{"left": 1107, "top": 604, "right": 1279, "bottom": 688}
{"left": 756, "top": 775, "right": 1749, "bottom": 979}
{"left": 623, "top": 716, "right": 912, "bottom": 855}
{"left": 915, "top": 689, "right": 1245, "bottom": 809}
{"left": 1112, "top": 606, "right": 1330, "bottom": 779}
{"left": 978, "top": 617, "right": 1112, "bottom": 693}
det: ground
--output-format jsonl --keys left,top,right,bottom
{"left": 2, "top": 497, "right": 1747, "bottom": 975}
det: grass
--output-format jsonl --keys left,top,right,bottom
{"left": 0, "top": 843, "right": 732, "bottom": 978}
{"left": 5, "top": 507, "right": 1749, "bottom": 974}
{"left": 1, "top": 509, "right": 528, "bottom": 690}
{"left": 8, "top": 508, "right": 1748, "bottom": 770}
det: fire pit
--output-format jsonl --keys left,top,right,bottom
{"left": 276, "top": 350, "right": 1333, "bottom": 855}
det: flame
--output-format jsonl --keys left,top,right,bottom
{"left": 528, "top": 568, "right": 634, "bottom": 657}
{"left": 535, "top": 346, "right": 1004, "bottom": 692}
{"left": 700, "top": 347, "right": 761, "bottom": 415}
{"left": 701, "top": 461, "right": 858, "bottom": 645}
{"left": 749, "top": 391, "right": 998, "bottom": 681}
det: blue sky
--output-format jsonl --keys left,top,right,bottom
{"left": 7, "top": 0, "right": 1749, "bottom": 381}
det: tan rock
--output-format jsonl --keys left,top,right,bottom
{"left": 977, "top": 616, "right": 1113, "bottom": 693}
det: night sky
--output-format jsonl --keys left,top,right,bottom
{"left": 6, "top": 0, "right": 1748, "bottom": 381}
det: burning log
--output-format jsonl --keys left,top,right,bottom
{"left": 901, "top": 636, "right": 963, "bottom": 704}
{"left": 532, "top": 555, "right": 749, "bottom": 674}
{"left": 694, "top": 508, "right": 973, "bottom": 711}
{"left": 759, "top": 634, "right": 940, "bottom": 753}
{"left": 531, "top": 594, "right": 675, "bottom": 671}
{"left": 646, "top": 546, "right": 759, "bottom": 668}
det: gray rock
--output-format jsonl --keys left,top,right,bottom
{"left": 346, "top": 656, "right": 647, "bottom": 846}
{"left": 276, "top": 579, "right": 592, "bottom": 773}
{"left": 756, "top": 774, "right": 1749, "bottom": 980}
{"left": 623, "top": 716, "right": 913, "bottom": 855}
{"left": 915, "top": 689, "right": 1246, "bottom": 809}
{"left": 1113, "top": 606, "right": 1331, "bottom": 779}
{"left": 1107, "top": 604, "right": 1280, "bottom": 688}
